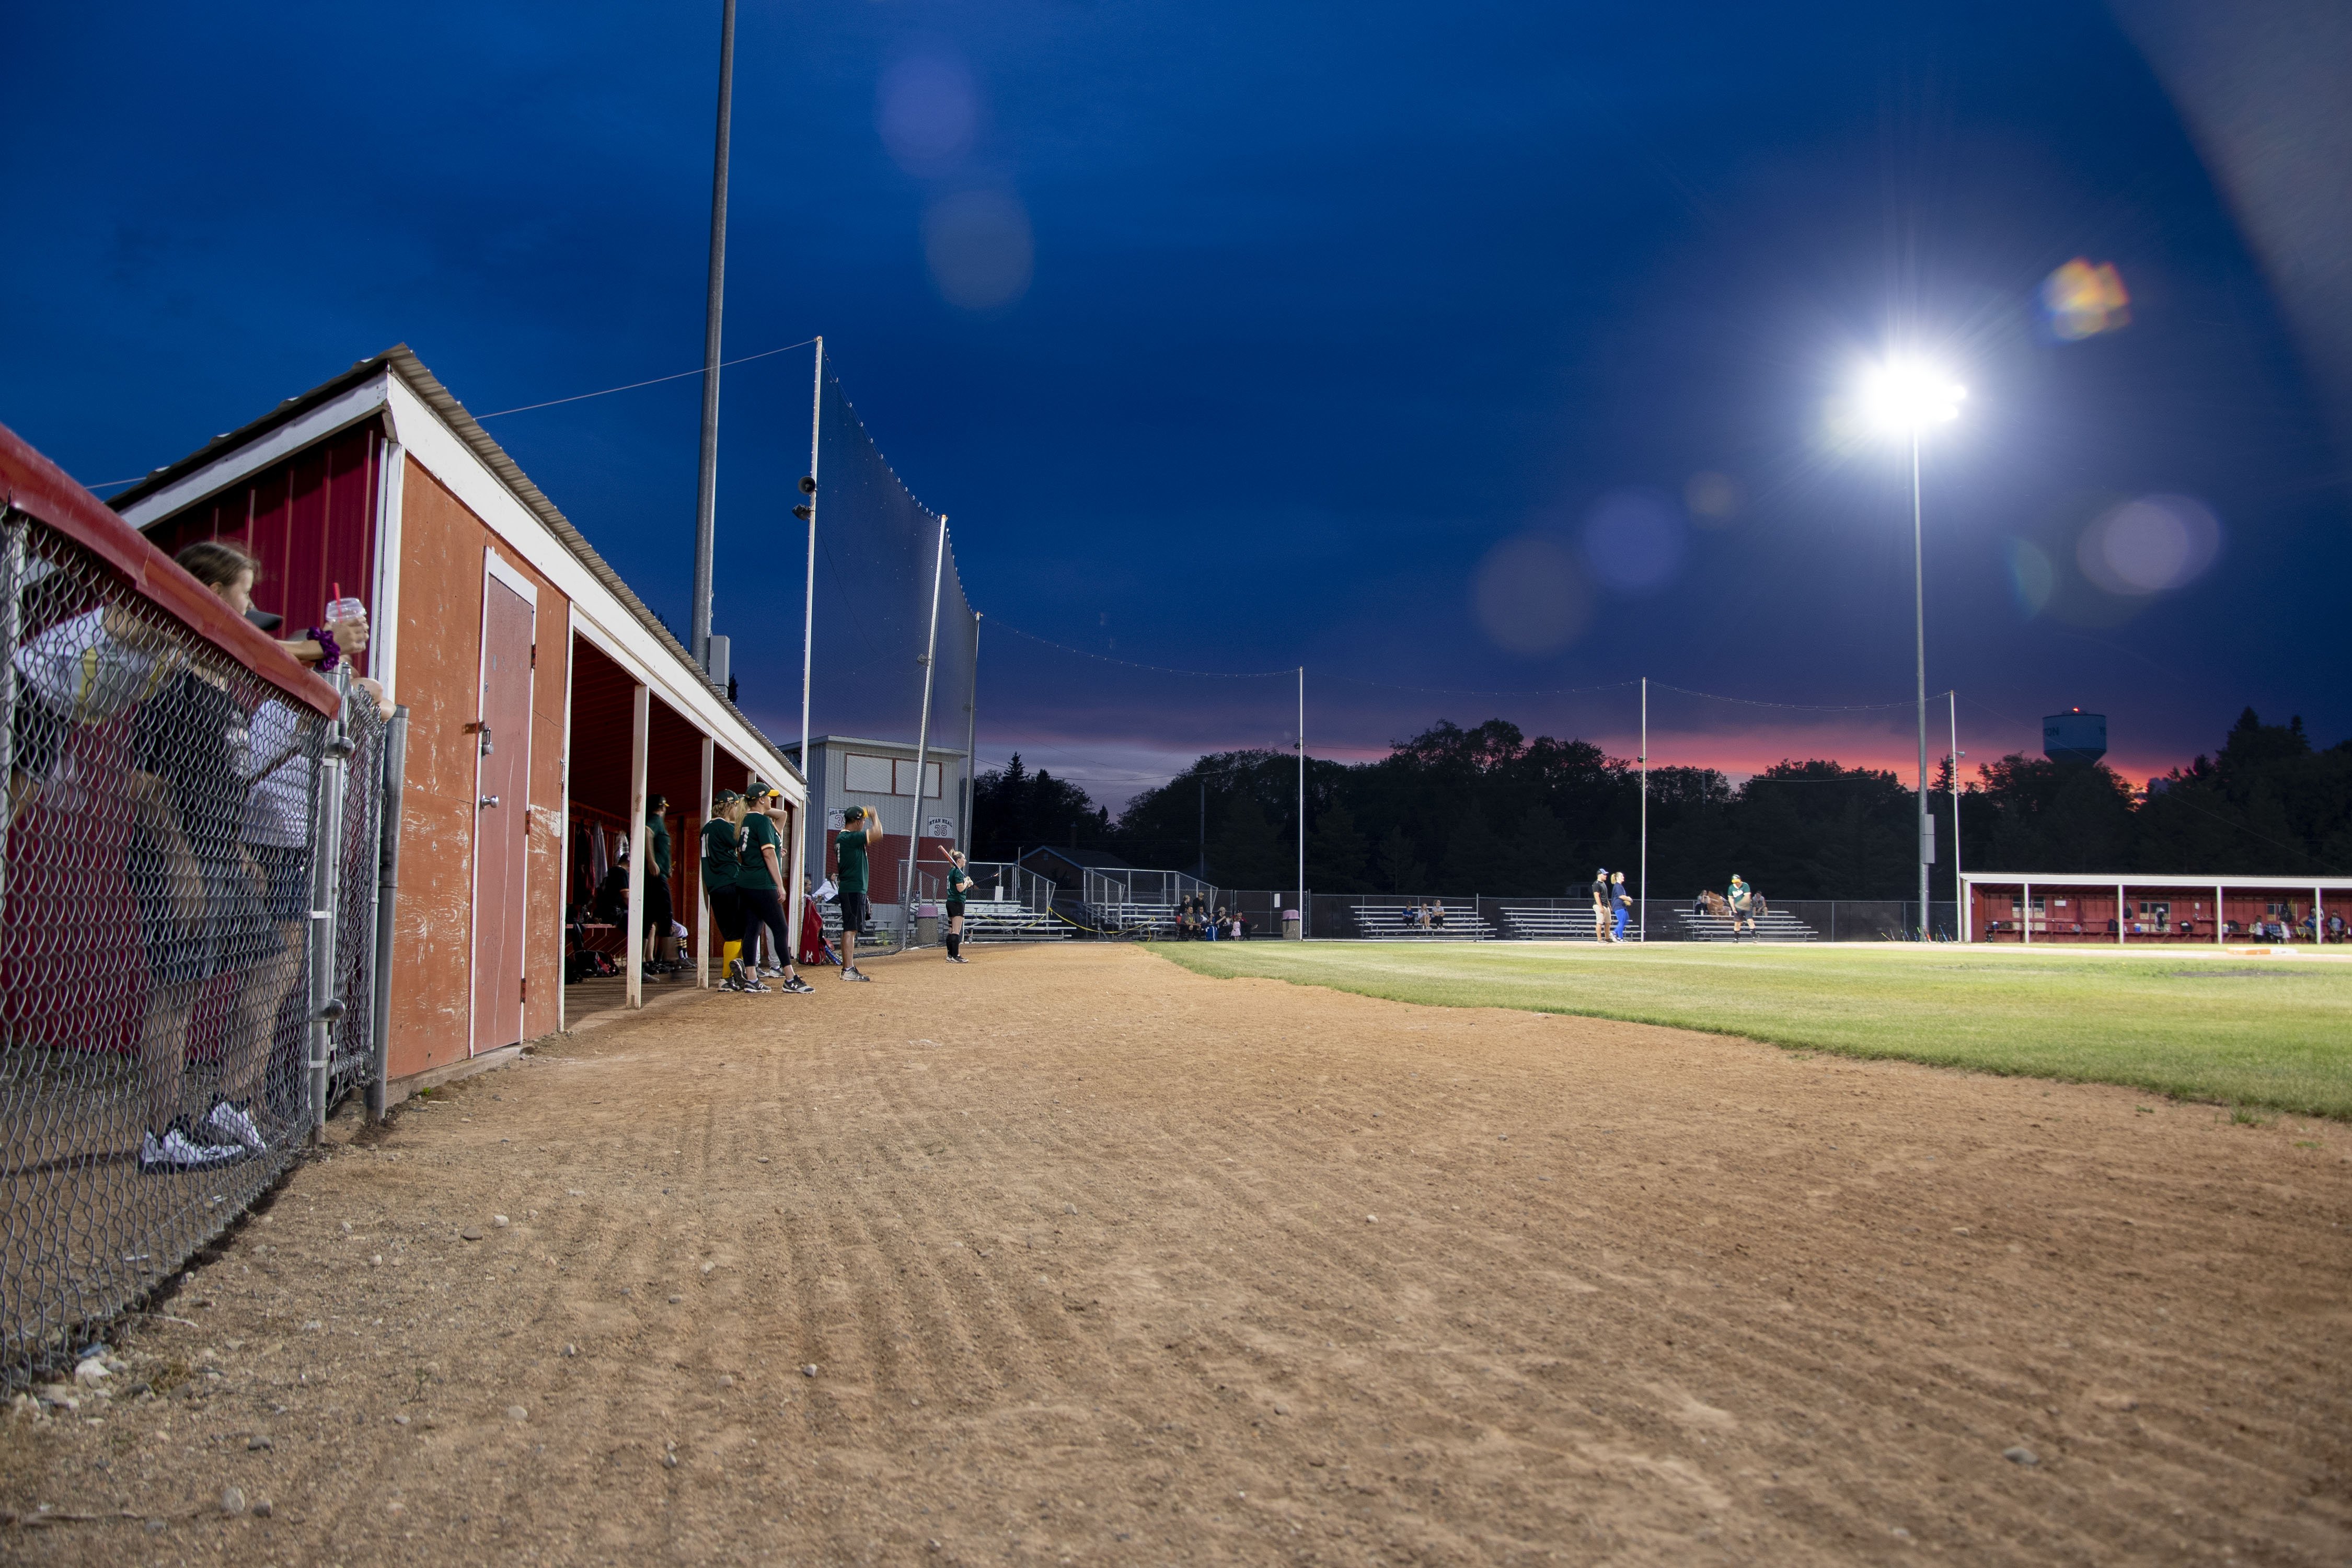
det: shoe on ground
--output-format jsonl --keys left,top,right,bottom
{"left": 950, "top": 955, "right": 971, "bottom": 964}
{"left": 205, "top": 1098, "right": 268, "bottom": 1153}
{"left": 842, "top": 967, "right": 873, "bottom": 982}
{"left": 741, "top": 975, "right": 773, "bottom": 994}
{"left": 783, "top": 976, "right": 814, "bottom": 994}
{"left": 139, "top": 1127, "right": 245, "bottom": 1174}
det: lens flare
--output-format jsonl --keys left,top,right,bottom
{"left": 1472, "top": 535, "right": 1590, "bottom": 655}
{"left": 2041, "top": 259, "right": 2130, "bottom": 341}
{"left": 2005, "top": 538, "right": 2055, "bottom": 615}
{"left": 1685, "top": 471, "right": 1739, "bottom": 527}
{"left": 923, "top": 188, "right": 1034, "bottom": 311}
{"left": 878, "top": 54, "right": 979, "bottom": 176}
{"left": 2077, "top": 494, "right": 2221, "bottom": 596}
{"left": 1582, "top": 488, "right": 1688, "bottom": 593}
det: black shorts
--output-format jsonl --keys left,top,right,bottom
{"left": 251, "top": 844, "right": 310, "bottom": 923}
{"left": 943, "top": 898, "right": 965, "bottom": 916}
{"left": 836, "top": 891, "right": 868, "bottom": 933}
{"left": 707, "top": 885, "right": 747, "bottom": 943}
{"left": 644, "top": 873, "right": 674, "bottom": 936}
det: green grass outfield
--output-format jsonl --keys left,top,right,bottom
{"left": 1148, "top": 940, "right": 2352, "bottom": 1117}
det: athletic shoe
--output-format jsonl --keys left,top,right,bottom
{"left": 841, "top": 967, "right": 872, "bottom": 982}
{"left": 205, "top": 1098, "right": 268, "bottom": 1154}
{"left": 740, "top": 974, "right": 773, "bottom": 994}
{"left": 139, "top": 1127, "right": 245, "bottom": 1174}
{"left": 782, "top": 975, "right": 814, "bottom": 994}
{"left": 950, "top": 955, "right": 972, "bottom": 964}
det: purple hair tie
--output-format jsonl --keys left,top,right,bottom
{"left": 308, "top": 625, "right": 342, "bottom": 672}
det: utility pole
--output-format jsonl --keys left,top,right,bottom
{"left": 689, "top": 0, "right": 737, "bottom": 675}
{"left": 1911, "top": 428, "right": 1930, "bottom": 941}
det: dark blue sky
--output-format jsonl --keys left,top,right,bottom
{"left": 7, "top": 1, "right": 2347, "bottom": 806}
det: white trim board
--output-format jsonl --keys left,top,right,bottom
{"left": 118, "top": 377, "right": 392, "bottom": 529}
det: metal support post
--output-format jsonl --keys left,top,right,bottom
{"left": 627, "top": 684, "right": 649, "bottom": 1008}
{"left": 307, "top": 668, "right": 353, "bottom": 1139}
{"left": 1296, "top": 666, "right": 1305, "bottom": 932}
{"left": 1911, "top": 430, "right": 1930, "bottom": 941}
{"left": 0, "top": 517, "right": 22, "bottom": 922}
{"left": 960, "top": 613, "right": 981, "bottom": 855}
{"left": 699, "top": 735, "right": 716, "bottom": 988}
{"left": 367, "top": 707, "right": 408, "bottom": 1120}
{"left": 901, "top": 514, "right": 950, "bottom": 942}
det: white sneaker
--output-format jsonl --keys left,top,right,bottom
{"left": 206, "top": 1099, "right": 268, "bottom": 1153}
{"left": 139, "top": 1128, "right": 245, "bottom": 1174}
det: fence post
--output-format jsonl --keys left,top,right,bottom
{"left": 307, "top": 668, "right": 353, "bottom": 1140}
{"left": 368, "top": 706, "right": 408, "bottom": 1120}
{"left": 0, "top": 517, "right": 21, "bottom": 923}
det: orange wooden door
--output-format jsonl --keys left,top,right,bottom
{"left": 471, "top": 566, "right": 535, "bottom": 1054}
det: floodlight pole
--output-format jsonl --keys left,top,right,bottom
{"left": 1639, "top": 676, "right": 1647, "bottom": 943}
{"left": 1297, "top": 666, "right": 1306, "bottom": 936}
{"left": 1949, "top": 689, "right": 1964, "bottom": 939}
{"left": 690, "top": 0, "right": 737, "bottom": 676}
{"left": 1911, "top": 429, "right": 1930, "bottom": 941}
{"left": 902, "top": 514, "right": 950, "bottom": 944}
{"left": 961, "top": 613, "right": 981, "bottom": 856}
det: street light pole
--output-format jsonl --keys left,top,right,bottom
{"left": 690, "top": 0, "right": 737, "bottom": 675}
{"left": 1912, "top": 428, "right": 1929, "bottom": 941}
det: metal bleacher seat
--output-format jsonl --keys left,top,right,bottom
{"left": 1349, "top": 905, "right": 1494, "bottom": 940}
{"left": 1673, "top": 907, "right": 1818, "bottom": 942}
{"left": 1498, "top": 906, "right": 1607, "bottom": 940}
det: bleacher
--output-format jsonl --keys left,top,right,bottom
{"left": 1350, "top": 904, "right": 1495, "bottom": 940}
{"left": 961, "top": 901, "right": 1070, "bottom": 942}
{"left": 1082, "top": 901, "right": 1180, "bottom": 938}
{"left": 1674, "top": 906, "right": 1819, "bottom": 942}
{"left": 1498, "top": 906, "right": 1608, "bottom": 940}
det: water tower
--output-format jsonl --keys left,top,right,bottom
{"left": 2042, "top": 709, "right": 2107, "bottom": 766}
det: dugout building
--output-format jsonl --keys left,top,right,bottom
{"left": 111, "top": 345, "right": 806, "bottom": 1099}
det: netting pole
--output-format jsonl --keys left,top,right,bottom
{"left": 690, "top": 0, "right": 737, "bottom": 674}
{"left": 1639, "top": 676, "right": 1647, "bottom": 943}
{"left": 1948, "top": 690, "right": 1963, "bottom": 942}
{"left": 960, "top": 613, "right": 982, "bottom": 854}
{"left": 1296, "top": 666, "right": 1305, "bottom": 936}
{"left": 902, "top": 513, "right": 950, "bottom": 944}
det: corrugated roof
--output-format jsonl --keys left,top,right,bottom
{"left": 110, "top": 344, "right": 800, "bottom": 784}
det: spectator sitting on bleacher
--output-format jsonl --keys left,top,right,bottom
{"left": 1428, "top": 901, "right": 1446, "bottom": 929}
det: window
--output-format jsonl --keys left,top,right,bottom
{"left": 894, "top": 759, "right": 942, "bottom": 799}
{"left": 844, "top": 753, "right": 893, "bottom": 794}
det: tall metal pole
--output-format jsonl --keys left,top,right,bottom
{"left": 960, "top": 613, "right": 982, "bottom": 856}
{"left": 1912, "top": 429, "right": 1930, "bottom": 941}
{"left": 1296, "top": 666, "right": 1305, "bottom": 931}
{"left": 1639, "top": 676, "right": 1647, "bottom": 943}
{"left": 690, "top": 0, "right": 738, "bottom": 674}
{"left": 799, "top": 337, "right": 823, "bottom": 763}
{"left": 1949, "top": 689, "right": 1963, "bottom": 940}
{"left": 902, "top": 515, "right": 950, "bottom": 942}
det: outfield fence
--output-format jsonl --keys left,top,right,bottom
{"left": 0, "top": 482, "right": 395, "bottom": 1384}
{"left": 1147, "top": 892, "right": 1967, "bottom": 943}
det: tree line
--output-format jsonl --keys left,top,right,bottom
{"left": 969, "top": 708, "right": 2351, "bottom": 899}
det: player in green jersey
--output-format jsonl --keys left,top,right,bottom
{"left": 938, "top": 845, "right": 975, "bottom": 963}
{"left": 835, "top": 804, "right": 883, "bottom": 981}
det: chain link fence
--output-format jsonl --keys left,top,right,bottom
{"left": 0, "top": 508, "right": 389, "bottom": 1382}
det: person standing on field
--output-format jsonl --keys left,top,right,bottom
{"left": 737, "top": 782, "right": 813, "bottom": 993}
{"left": 1589, "top": 868, "right": 1615, "bottom": 942}
{"left": 1610, "top": 869, "right": 1632, "bottom": 942}
{"left": 939, "top": 846, "right": 974, "bottom": 963}
{"left": 835, "top": 804, "right": 883, "bottom": 981}
{"left": 701, "top": 790, "right": 757, "bottom": 990}
{"left": 643, "top": 792, "right": 677, "bottom": 977}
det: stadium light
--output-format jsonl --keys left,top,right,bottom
{"left": 1861, "top": 354, "right": 1965, "bottom": 940}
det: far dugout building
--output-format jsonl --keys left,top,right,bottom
{"left": 1961, "top": 872, "right": 2351, "bottom": 944}
{"left": 113, "top": 345, "right": 806, "bottom": 1099}
{"left": 783, "top": 734, "right": 968, "bottom": 928}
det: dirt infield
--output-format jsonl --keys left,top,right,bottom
{"left": 5, "top": 943, "right": 2349, "bottom": 1565}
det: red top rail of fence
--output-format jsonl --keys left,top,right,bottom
{"left": 0, "top": 418, "right": 339, "bottom": 718}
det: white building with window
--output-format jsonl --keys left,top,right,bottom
{"left": 782, "top": 735, "right": 970, "bottom": 910}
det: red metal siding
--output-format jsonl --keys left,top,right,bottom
{"left": 144, "top": 423, "right": 381, "bottom": 673}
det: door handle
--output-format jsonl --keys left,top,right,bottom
{"left": 479, "top": 795, "right": 501, "bottom": 809}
